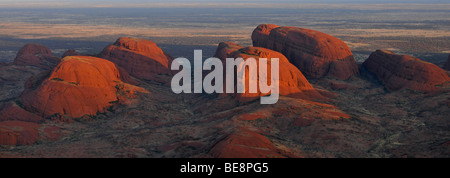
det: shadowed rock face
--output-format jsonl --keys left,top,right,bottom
{"left": 19, "top": 56, "right": 148, "bottom": 118}
{"left": 252, "top": 24, "right": 358, "bottom": 80}
{"left": 100, "top": 37, "right": 173, "bottom": 83}
{"left": 13, "top": 44, "right": 60, "bottom": 70}
{"left": 363, "top": 50, "right": 450, "bottom": 92}
{"left": 214, "top": 42, "right": 319, "bottom": 103}
{"left": 1, "top": 44, "right": 58, "bottom": 102}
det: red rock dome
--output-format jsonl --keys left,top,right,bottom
{"left": 13, "top": 44, "right": 59, "bottom": 69}
{"left": 0, "top": 121, "right": 41, "bottom": 146}
{"left": 214, "top": 42, "right": 317, "bottom": 103}
{"left": 100, "top": 37, "right": 173, "bottom": 83}
{"left": 213, "top": 42, "right": 244, "bottom": 61}
{"left": 0, "top": 103, "right": 43, "bottom": 123}
{"left": 363, "top": 50, "right": 450, "bottom": 92}
{"left": 0, "top": 121, "right": 61, "bottom": 146}
{"left": 209, "top": 128, "right": 286, "bottom": 158}
{"left": 20, "top": 56, "right": 147, "bottom": 118}
{"left": 252, "top": 24, "right": 358, "bottom": 80}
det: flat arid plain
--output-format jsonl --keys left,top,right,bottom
{"left": 1, "top": 3, "right": 449, "bottom": 62}
{"left": 0, "top": 1, "right": 449, "bottom": 158}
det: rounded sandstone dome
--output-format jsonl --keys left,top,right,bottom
{"left": 252, "top": 24, "right": 358, "bottom": 80}
{"left": 14, "top": 43, "right": 59, "bottom": 69}
{"left": 100, "top": 37, "right": 173, "bottom": 83}
{"left": 363, "top": 50, "right": 450, "bottom": 92}
{"left": 214, "top": 42, "right": 317, "bottom": 103}
{"left": 20, "top": 56, "right": 139, "bottom": 118}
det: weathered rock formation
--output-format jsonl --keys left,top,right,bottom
{"left": 363, "top": 50, "right": 450, "bottom": 92}
{"left": 0, "top": 121, "right": 61, "bottom": 146}
{"left": 209, "top": 128, "right": 287, "bottom": 158}
{"left": 213, "top": 42, "right": 244, "bottom": 60}
{"left": 252, "top": 24, "right": 358, "bottom": 80}
{"left": 0, "top": 121, "right": 41, "bottom": 146}
{"left": 100, "top": 37, "right": 173, "bottom": 83}
{"left": 19, "top": 56, "right": 148, "bottom": 118}
{"left": 13, "top": 44, "right": 59, "bottom": 70}
{"left": 0, "top": 103, "right": 43, "bottom": 123}
{"left": 214, "top": 42, "right": 318, "bottom": 103}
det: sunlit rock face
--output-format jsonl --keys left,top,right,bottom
{"left": 20, "top": 56, "right": 147, "bottom": 118}
{"left": 252, "top": 24, "right": 359, "bottom": 80}
{"left": 214, "top": 42, "right": 318, "bottom": 103}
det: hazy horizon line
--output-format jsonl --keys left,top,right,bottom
{"left": 1, "top": 2, "right": 450, "bottom": 10}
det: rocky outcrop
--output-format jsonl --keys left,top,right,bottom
{"left": 0, "top": 55, "right": 147, "bottom": 146}
{"left": 13, "top": 44, "right": 59, "bottom": 70}
{"left": 0, "top": 121, "right": 61, "bottom": 146}
{"left": 19, "top": 56, "right": 148, "bottom": 118}
{"left": 363, "top": 50, "right": 450, "bottom": 92}
{"left": 213, "top": 42, "right": 244, "bottom": 60}
{"left": 0, "top": 103, "right": 43, "bottom": 123}
{"left": 117, "top": 66, "right": 139, "bottom": 85}
{"left": 0, "top": 44, "right": 58, "bottom": 102}
{"left": 0, "top": 121, "right": 41, "bottom": 146}
{"left": 214, "top": 42, "right": 318, "bottom": 103}
{"left": 209, "top": 128, "right": 287, "bottom": 158}
{"left": 100, "top": 37, "right": 173, "bottom": 83}
{"left": 252, "top": 24, "right": 358, "bottom": 80}
{"left": 251, "top": 24, "right": 280, "bottom": 47}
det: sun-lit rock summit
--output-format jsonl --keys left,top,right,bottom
{"left": 214, "top": 42, "right": 319, "bottom": 103}
{"left": 252, "top": 24, "right": 358, "bottom": 80}
{"left": 19, "top": 56, "right": 148, "bottom": 118}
